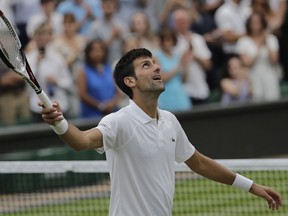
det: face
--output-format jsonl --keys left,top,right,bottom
{"left": 228, "top": 57, "right": 243, "bottom": 79}
{"left": 89, "top": 42, "right": 106, "bottom": 63}
{"left": 249, "top": 14, "right": 264, "bottom": 34}
{"left": 102, "top": 0, "right": 116, "bottom": 16}
{"left": 173, "top": 9, "right": 190, "bottom": 34}
{"left": 34, "top": 24, "right": 53, "bottom": 48}
{"left": 130, "top": 57, "right": 164, "bottom": 96}
{"left": 131, "top": 13, "right": 148, "bottom": 35}
{"left": 63, "top": 17, "right": 77, "bottom": 34}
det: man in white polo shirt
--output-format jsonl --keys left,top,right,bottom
{"left": 40, "top": 48, "right": 282, "bottom": 216}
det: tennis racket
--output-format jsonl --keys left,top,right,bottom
{"left": 0, "top": 10, "right": 66, "bottom": 129}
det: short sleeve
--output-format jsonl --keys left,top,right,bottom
{"left": 172, "top": 115, "right": 195, "bottom": 163}
{"left": 96, "top": 113, "right": 118, "bottom": 153}
{"left": 266, "top": 34, "right": 279, "bottom": 52}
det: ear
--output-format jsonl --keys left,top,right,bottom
{"left": 124, "top": 77, "right": 136, "bottom": 88}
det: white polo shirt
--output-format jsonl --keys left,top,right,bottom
{"left": 96, "top": 100, "right": 195, "bottom": 216}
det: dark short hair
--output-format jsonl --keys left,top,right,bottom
{"left": 114, "top": 48, "right": 152, "bottom": 99}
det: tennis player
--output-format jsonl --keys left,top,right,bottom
{"left": 40, "top": 48, "right": 282, "bottom": 216}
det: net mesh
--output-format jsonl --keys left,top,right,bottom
{"left": 0, "top": 15, "right": 25, "bottom": 72}
{"left": 0, "top": 159, "right": 287, "bottom": 216}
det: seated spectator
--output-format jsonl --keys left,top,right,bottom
{"left": 0, "top": 64, "right": 30, "bottom": 126}
{"left": 26, "top": 21, "right": 73, "bottom": 122}
{"left": 154, "top": 27, "right": 192, "bottom": 112}
{"left": 220, "top": 54, "right": 252, "bottom": 105}
{"left": 77, "top": 39, "right": 121, "bottom": 118}
{"left": 236, "top": 13, "right": 281, "bottom": 102}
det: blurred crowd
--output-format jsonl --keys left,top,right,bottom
{"left": 0, "top": 0, "right": 287, "bottom": 126}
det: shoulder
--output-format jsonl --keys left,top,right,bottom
{"left": 159, "top": 109, "right": 179, "bottom": 123}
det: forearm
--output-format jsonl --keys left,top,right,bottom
{"left": 57, "top": 123, "right": 90, "bottom": 151}
{"left": 185, "top": 151, "right": 236, "bottom": 185}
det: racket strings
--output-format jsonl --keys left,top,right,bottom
{"left": 0, "top": 17, "right": 25, "bottom": 73}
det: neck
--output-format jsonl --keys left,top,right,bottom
{"left": 133, "top": 96, "right": 159, "bottom": 119}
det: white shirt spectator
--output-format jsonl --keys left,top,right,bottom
{"left": 26, "top": 11, "right": 63, "bottom": 38}
{"left": 236, "top": 34, "right": 281, "bottom": 101}
{"left": 215, "top": 0, "right": 251, "bottom": 54}
{"left": 174, "top": 33, "right": 212, "bottom": 100}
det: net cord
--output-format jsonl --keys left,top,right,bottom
{"left": 0, "top": 159, "right": 288, "bottom": 174}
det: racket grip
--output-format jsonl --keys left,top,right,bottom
{"left": 38, "top": 91, "right": 69, "bottom": 135}
{"left": 38, "top": 91, "right": 53, "bottom": 108}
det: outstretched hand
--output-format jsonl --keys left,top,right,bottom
{"left": 38, "top": 101, "right": 64, "bottom": 125}
{"left": 249, "top": 183, "right": 282, "bottom": 210}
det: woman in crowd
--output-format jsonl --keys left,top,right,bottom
{"left": 77, "top": 39, "right": 120, "bottom": 118}
{"left": 154, "top": 27, "right": 192, "bottom": 112}
{"left": 236, "top": 13, "right": 281, "bottom": 101}
{"left": 220, "top": 54, "right": 252, "bottom": 105}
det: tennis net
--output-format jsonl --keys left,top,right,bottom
{"left": 0, "top": 159, "right": 287, "bottom": 216}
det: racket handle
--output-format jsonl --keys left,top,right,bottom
{"left": 38, "top": 91, "right": 69, "bottom": 135}
{"left": 38, "top": 90, "right": 53, "bottom": 108}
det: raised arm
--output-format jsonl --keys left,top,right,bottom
{"left": 185, "top": 150, "right": 282, "bottom": 210}
{"left": 40, "top": 101, "right": 103, "bottom": 151}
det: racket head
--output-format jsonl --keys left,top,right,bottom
{"left": 0, "top": 10, "right": 43, "bottom": 94}
{"left": 0, "top": 10, "right": 26, "bottom": 73}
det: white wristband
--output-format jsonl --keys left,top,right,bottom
{"left": 232, "top": 173, "right": 253, "bottom": 192}
{"left": 50, "top": 119, "right": 69, "bottom": 135}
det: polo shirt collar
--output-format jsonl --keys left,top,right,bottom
{"left": 128, "top": 99, "right": 162, "bottom": 124}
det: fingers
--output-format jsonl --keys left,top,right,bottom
{"left": 38, "top": 101, "right": 64, "bottom": 125}
{"left": 265, "top": 190, "right": 282, "bottom": 211}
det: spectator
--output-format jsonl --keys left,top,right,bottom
{"left": 236, "top": 13, "right": 281, "bottom": 102}
{"left": 220, "top": 54, "right": 252, "bottom": 105}
{"left": 159, "top": 0, "right": 192, "bottom": 28}
{"left": 51, "top": 13, "right": 87, "bottom": 74}
{"left": 26, "top": 0, "right": 63, "bottom": 42}
{"left": 87, "top": 0, "right": 127, "bottom": 64}
{"left": 26, "top": 21, "right": 73, "bottom": 122}
{"left": 0, "top": 64, "right": 30, "bottom": 126}
{"left": 116, "top": 0, "right": 159, "bottom": 32}
{"left": 56, "top": 0, "right": 102, "bottom": 35}
{"left": 77, "top": 39, "right": 121, "bottom": 118}
{"left": 154, "top": 27, "right": 192, "bottom": 112}
{"left": 190, "top": 0, "right": 224, "bottom": 91}
{"left": 172, "top": 7, "right": 212, "bottom": 106}
{"left": 51, "top": 12, "right": 87, "bottom": 118}
{"left": 129, "top": 11, "right": 158, "bottom": 53}
{"left": 214, "top": 0, "right": 251, "bottom": 56}
{"left": 249, "top": 0, "right": 286, "bottom": 34}
{"left": 11, "top": 0, "right": 41, "bottom": 48}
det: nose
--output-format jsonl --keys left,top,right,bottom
{"left": 154, "top": 62, "right": 161, "bottom": 73}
